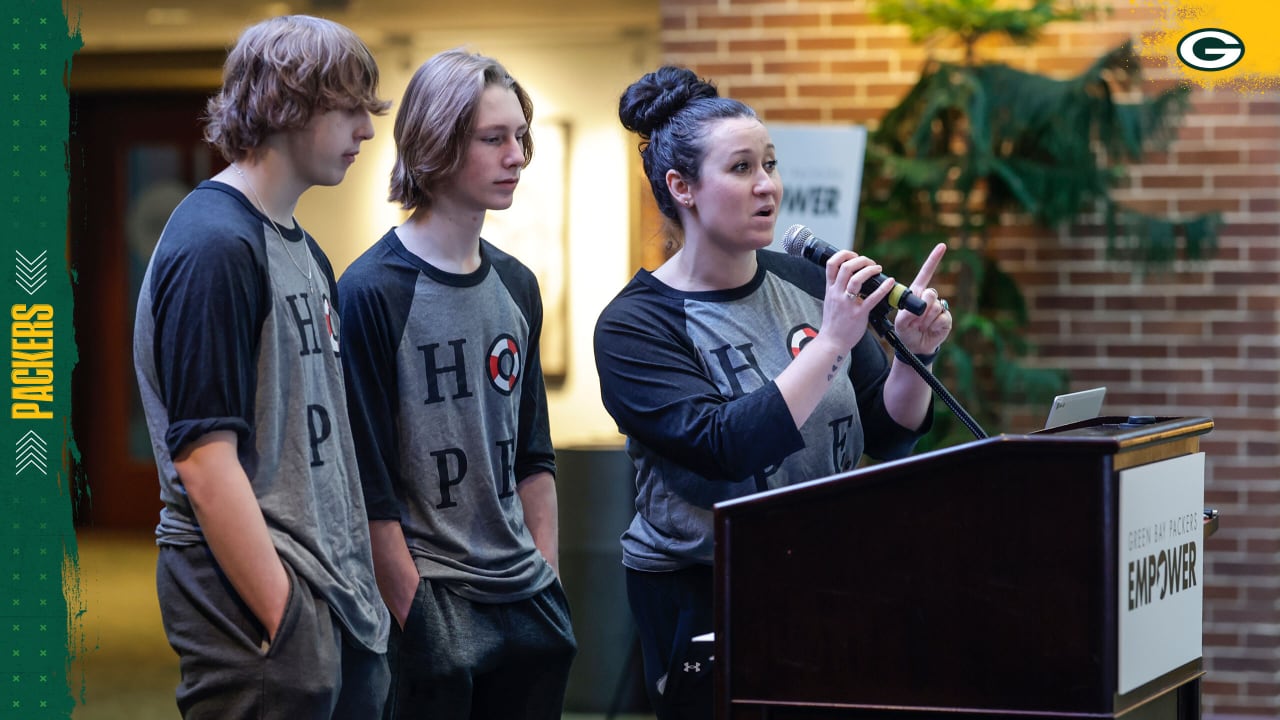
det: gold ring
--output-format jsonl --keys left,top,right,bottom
{"left": 844, "top": 291, "right": 859, "bottom": 300}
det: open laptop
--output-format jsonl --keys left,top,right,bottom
{"left": 1044, "top": 387, "right": 1107, "bottom": 429}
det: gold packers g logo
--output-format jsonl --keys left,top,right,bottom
{"left": 1176, "top": 28, "right": 1245, "bottom": 72}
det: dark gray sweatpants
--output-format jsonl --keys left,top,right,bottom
{"left": 383, "top": 576, "right": 577, "bottom": 720}
{"left": 156, "top": 543, "right": 389, "bottom": 719}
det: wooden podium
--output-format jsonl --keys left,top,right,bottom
{"left": 713, "top": 416, "right": 1214, "bottom": 720}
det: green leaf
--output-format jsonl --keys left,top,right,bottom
{"left": 858, "top": 19, "right": 1215, "bottom": 449}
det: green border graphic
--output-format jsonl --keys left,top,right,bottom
{"left": 1, "top": 0, "right": 82, "bottom": 718}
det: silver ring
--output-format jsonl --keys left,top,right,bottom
{"left": 941, "top": 299, "right": 950, "bottom": 311}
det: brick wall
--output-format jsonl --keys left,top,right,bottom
{"left": 657, "top": 1, "right": 1280, "bottom": 716}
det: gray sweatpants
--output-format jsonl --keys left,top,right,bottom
{"left": 156, "top": 543, "right": 389, "bottom": 719}
{"left": 383, "top": 576, "right": 577, "bottom": 720}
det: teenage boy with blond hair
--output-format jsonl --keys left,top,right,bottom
{"left": 338, "top": 48, "right": 576, "bottom": 719}
{"left": 133, "top": 15, "right": 392, "bottom": 718}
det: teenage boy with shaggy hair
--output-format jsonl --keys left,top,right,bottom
{"left": 133, "top": 15, "right": 393, "bottom": 718}
{"left": 338, "top": 48, "right": 577, "bottom": 720}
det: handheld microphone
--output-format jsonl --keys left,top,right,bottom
{"left": 780, "top": 224, "right": 926, "bottom": 316}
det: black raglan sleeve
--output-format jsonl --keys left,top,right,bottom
{"left": 338, "top": 246, "right": 414, "bottom": 521}
{"left": 594, "top": 285, "right": 805, "bottom": 482}
{"left": 487, "top": 246, "right": 557, "bottom": 483}
{"left": 847, "top": 332, "right": 932, "bottom": 460}
{"left": 513, "top": 279, "right": 557, "bottom": 484}
{"left": 148, "top": 215, "right": 266, "bottom": 459}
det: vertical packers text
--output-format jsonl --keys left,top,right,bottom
{"left": 12, "top": 304, "right": 54, "bottom": 419}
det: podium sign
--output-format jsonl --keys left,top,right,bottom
{"left": 1118, "top": 452, "right": 1205, "bottom": 693}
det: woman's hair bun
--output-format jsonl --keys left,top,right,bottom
{"left": 619, "top": 65, "right": 719, "bottom": 137}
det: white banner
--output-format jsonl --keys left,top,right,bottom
{"left": 1117, "top": 453, "right": 1205, "bottom": 694}
{"left": 766, "top": 124, "right": 867, "bottom": 253}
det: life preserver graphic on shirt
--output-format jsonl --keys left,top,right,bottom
{"left": 323, "top": 294, "right": 340, "bottom": 353}
{"left": 487, "top": 334, "right": 520, "bottom": 395}
{"left": 787, "top": 324, "right": 819, "bottom": 358}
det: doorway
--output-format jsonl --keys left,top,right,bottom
{"left": 69, "top": 90, "right": 224, "bottom": 529}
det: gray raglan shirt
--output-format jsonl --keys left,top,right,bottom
{"left": 134, "top": 181, "right": 389, "bottom": 652}
{"left": 594, "top": 250, "right": 930, "bottom": 571}
{"left": 338, "top": 229, "right": 557, "bottom": 603}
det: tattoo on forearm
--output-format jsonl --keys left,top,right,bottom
{"left": 827, "top": 354, "right": 845, "bottom": 383}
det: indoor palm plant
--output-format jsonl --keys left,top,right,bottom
{"left": 861, "top": 0, "right": 1219, "bottom": 448}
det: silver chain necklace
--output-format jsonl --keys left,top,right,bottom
{"left": 231, "top": 163, "right": 314, "bottom": 293}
